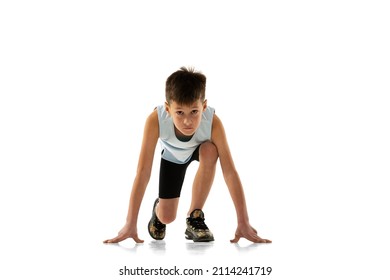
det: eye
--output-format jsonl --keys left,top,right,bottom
{"left": 176, "top": 111, "right": 184, "bottom": 116}
{"left": 191, "top": 110, "right": 199, "bottom": 115}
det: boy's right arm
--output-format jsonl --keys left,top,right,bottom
{"left": 103, "top": 110, "right": 159, "bottom": 244}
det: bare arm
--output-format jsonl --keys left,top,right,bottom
{"left": 103, "top": 110, "right": 159, "bottom": 243}
{"left": 211, "top": 114, "right": 271, "bottom": 243}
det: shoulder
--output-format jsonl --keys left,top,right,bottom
{"left": 212, "top": 113, "right": 223, "bottom": 129}
{"left": 211, "top": 113, "right": 226, "bottom": 140}
{"left": 147, "top": 108, "right": 159, "bottom": 122}
{"left": 144, "top": 108, "right": 159, "bottom": 136}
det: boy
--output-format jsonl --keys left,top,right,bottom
{"left": 103, "top": 67, "right": 271, "bottom": 244}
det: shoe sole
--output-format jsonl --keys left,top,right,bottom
{"left": 185, "top": 229, "right": 214, "bottom": 242}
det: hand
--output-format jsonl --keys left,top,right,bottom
{"left": 103, "top": 223, "right": 144, "bottom": 244}
{"left": 230, "top": 223, "right": 272, "bottom": 243}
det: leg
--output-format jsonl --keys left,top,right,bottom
{"left": 156, "top": 198, "right": 179, "bottom": 224}
{"left": 149, "top": 155, "right": 193, "bottom": 240}
{"left": 157, "top": 157, "right": 189, "bottom": 224}
{"left": 188, "top": 141, "right": 218, "bottom": 215}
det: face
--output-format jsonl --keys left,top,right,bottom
{"left": 165, "top": 100, "right": 207, "bottom": 137}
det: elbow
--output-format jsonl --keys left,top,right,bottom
{"left": 135, "top": 167, "right": 152, "bottom": 183}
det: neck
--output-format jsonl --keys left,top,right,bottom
{"left": 174, "top": 126, "right": 193, "bottom": 142}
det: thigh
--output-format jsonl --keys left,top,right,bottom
{"left": 159, "top": 157, "right": 189, "bottom": 199}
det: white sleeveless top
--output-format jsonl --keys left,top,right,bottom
{"left": 157, "top": 105, "right": 215, "bottom": 164}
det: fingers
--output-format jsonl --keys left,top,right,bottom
{"left": 231, "top": 230, "right": 272, "bottom": 244}
{"left": 132, "top": 236, "right": 144, "bottom": 243}
{"left": 103, "top": 233, "right": 129, "bottom": 244}
{"left": 230, "top": 234, "right": 241, "bottom": 243}
{"left": 251, "top": 235, "right": 272, "bottom": 243}
{"left": 246, "top": 227, "right": 271, "bottom": 243}
{"left": 245, "top": 233, "right": 263, "bottom": 243}
{"left": 260, "top": 238, "right": 272, "bottom": 243}
{"left": 251, "top": 236, "right": 272, "bottom": 243}
{"left": 246, "top": 232, "right": 272, "bottom": 243}
{"left": 103, "top": 234, "right": 144, "bottom": 244}
{"left": 103, "top": 238, "right": 114, "bottom": 244}
{"left": 103, "top": 236, "right": 124, "bottom": 244}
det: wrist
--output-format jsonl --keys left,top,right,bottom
{"left": 237, "top": 219, "right": 250, "bottom": 226}
{"left": 125, "top": 218, "right": 137, "bottom": 227}
{"left": 236, "top": 211, "right": 249, "bottom": 225}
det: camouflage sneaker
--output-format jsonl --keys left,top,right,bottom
{"left": 148, "top": 198, "right": 166, "bottom": 240}
{"left": 185, "top": 209, "right": 214, "bottom": 242}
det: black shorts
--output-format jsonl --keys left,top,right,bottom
{"left": 159, "top": 146, "right": 200, "bottom": 199}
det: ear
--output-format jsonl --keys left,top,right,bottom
{"left": 202, "top": 99, "right": 208, "bottom": 111}
{"left": 165, "top": 101, "right": 171, "bottom": 115}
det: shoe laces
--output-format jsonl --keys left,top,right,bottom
{"left": 189, "top": 217, "right": 209, "bottom": 230}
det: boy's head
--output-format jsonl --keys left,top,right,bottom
{"left": 165, "top": 67, "right": 208, "bottom": 137}
{"left": 165, "top": 67, "right": 206, "bottom": 106}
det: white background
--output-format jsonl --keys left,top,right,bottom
{"left": 1, "top": 1, "right": 389, "bottom": 279}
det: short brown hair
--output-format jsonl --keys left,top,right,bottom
{"left": 165, "top": 67, "right": 206, "bottom": 105}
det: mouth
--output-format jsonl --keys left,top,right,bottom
{"left": 181, "top": 127, "right": 194, "bottom": 135}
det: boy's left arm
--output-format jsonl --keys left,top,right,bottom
{"left": 211, "top": 114, "right": 271, "bottom": 243}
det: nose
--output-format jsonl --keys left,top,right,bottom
{"left": 183, "top": 117, "right": 191, "bottom": 126}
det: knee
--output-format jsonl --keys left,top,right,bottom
{"left": 199, "top": 141, "right": 218, "bottom": 163}
{"left": 157, "top": 210, "right": 176, "bottom": 224}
